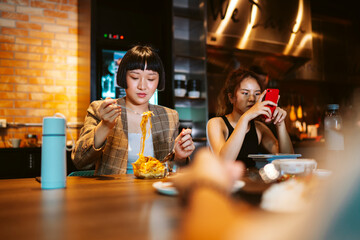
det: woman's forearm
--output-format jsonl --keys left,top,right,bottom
{"left": 72, "top": 128, "right": 102, "bottom": 170}
{"left": 94, "top": 121, "right": 112, "bottom": 149}
{"left": 276, "top": 122, "right": 294, "bottom": 153}
{"left": 219, "top": 116, "right": 249, "bottom": 161}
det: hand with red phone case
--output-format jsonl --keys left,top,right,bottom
{"left": 263, "top": 89, "right": 279, "bottom": 119}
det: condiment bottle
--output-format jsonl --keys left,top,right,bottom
{"left": 324, "top": 104, "right": 344, "bottom": 151}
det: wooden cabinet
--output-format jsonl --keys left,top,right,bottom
{"left": 0, "top": 148, "right": 77, "bottom": 179}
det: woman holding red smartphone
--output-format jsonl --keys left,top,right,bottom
{"left": 207, "top": 68, "right": 294, "bottom": 168}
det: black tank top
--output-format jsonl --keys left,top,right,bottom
{"left": 221, "top": 116, "right": 259, "bottom": 168}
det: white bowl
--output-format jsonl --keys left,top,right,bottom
{"left": 313, "top": 169, "right": 332, "bottom": 178}
{"left": 272, "top": 159, "right": 317, "bottom": 176}
{"left": 174, "top": 88, "right": 186, "bottom": 97}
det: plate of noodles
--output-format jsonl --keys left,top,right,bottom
{"left": 132, "top": 155, "right": 166, "bottom": 179}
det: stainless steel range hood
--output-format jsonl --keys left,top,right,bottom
{"left": 206, "top": 0, "right": 313, "bottom": 79}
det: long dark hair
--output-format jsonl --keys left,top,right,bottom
{"left": 116, "top": 45, "right": 165, "bottom": 91}
{"left": 217, "top": 68, "right": 263, "bottom": 116}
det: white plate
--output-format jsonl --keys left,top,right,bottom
{"left": 313, "top": 169, "right": 332, "bottom": 178}
{"left": 248, "top": 154, "right": 302, "bottom": 162}
{"left": 152, "top": 180, "right": 245, "bottom": 196}
{"left": 152, "top": 181, "right": 178, "bottom": 196}
{"left": 232, "top": 180, "right": 246, "bottom": 192}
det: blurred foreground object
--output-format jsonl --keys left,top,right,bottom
{"left": 176, "top": 145, "right": 360, "bottom": 240}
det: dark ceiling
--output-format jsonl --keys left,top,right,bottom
{"left": 310, "top": 0, "right": 359, "bottom": 24}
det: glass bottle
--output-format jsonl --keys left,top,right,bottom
{"left": 324, "top": 104, "right": 344, "bottom": 151}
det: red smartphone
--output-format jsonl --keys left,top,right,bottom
{"left": 263, "top": 88, "right": 279, "bottom": 119}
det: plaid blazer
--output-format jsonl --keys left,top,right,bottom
{"left": 71, "top": 97, "right": 179, "bottom": 175}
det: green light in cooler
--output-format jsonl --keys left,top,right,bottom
{"left": 104, "top": 34, "right": 108, "bottom": 38}
{"left": 175, "top": 106, "right": 206, "bottom": 122}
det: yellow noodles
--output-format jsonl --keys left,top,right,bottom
{"left": 139, "top": 111, "right": 153, "bottom": 156}
{"left": 132, "top": 111, "right": 166, "bottom": 178}
{"left": 132, "top": 155, "right": 166, "bottom": 179}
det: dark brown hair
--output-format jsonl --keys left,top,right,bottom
{"left": 217, "top": 68, "right": 263, "bottom": 116}
{"left": 116, "top": 45, "right": 165, "bottom": 91}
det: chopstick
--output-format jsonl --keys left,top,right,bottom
{"left": 100, "top": 98, "right": 144, "bottom": 115}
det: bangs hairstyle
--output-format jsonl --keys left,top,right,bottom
{"left": 217, "top": 68, "right": 263, "bottom": 116}
{"left": 116, "top": 45, "right": 165, "bottom": 91}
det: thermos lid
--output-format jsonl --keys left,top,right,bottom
{"left": 42, "top": 117, "right": 66, "bottom": 135}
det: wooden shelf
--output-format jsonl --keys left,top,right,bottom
{"left": 175, "top": 96, "right": 206, "bottom": 101}
{"left": 174, "top": 54, "right": 205, "bottom": 61}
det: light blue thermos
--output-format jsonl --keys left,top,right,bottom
{"left": 41, "top": 116, "right": 66, "bottom": 189}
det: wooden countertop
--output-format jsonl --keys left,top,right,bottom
{"left": 0, "top": 173, "right": 268, "bottom": 240}
{"left": 0, "top": 175, "right": 181, "bottom": 240}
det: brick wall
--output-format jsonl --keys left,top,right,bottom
{"left": 0, "top": 0, "right": 89, "bottom": 148}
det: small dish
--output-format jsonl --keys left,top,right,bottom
{"left": 313, "top": 169, "right": 332, "bottom": 178}
{"left": 152, "top": 180, "right": 246, "bottom": 196}
{"left": 232, "top": 180, "right": 246, "bottom": 192}
{"left": 248, "top": 154, "right": 302, "bottom": 161}
{"left": 152, "top": 181, "right": 178, "bottom": 195}
{"left": 248, "top": 154, "right": 302, "bottom": 169}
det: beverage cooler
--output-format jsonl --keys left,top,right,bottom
{"left": 99, "top": 49, "right": 126, "bottom": 100}
{"left": 98, "top": 49, "right": 158, "bottom": 105}
{"left": 79, "top": 0, "right": 173, "bottom": 107}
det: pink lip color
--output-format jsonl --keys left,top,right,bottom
{"left": 137, "top": 93, "right": 146, "bottom": 98}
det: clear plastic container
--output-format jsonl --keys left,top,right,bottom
{"left": 324, "top": 104, "right": 344, "bottom": 150}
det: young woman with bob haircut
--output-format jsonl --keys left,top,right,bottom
{"left": 72, "top": 45, "right": 194, "bottom": 175}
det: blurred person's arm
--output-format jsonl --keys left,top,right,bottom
{"left": 174, "top": 149, "right": 306, "bottom": 240}
{"left": 173, "top": 149, "right": 244, "bottom": 239}
{"left": 178, "top": 187, "right": 239, "bottom": 240}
